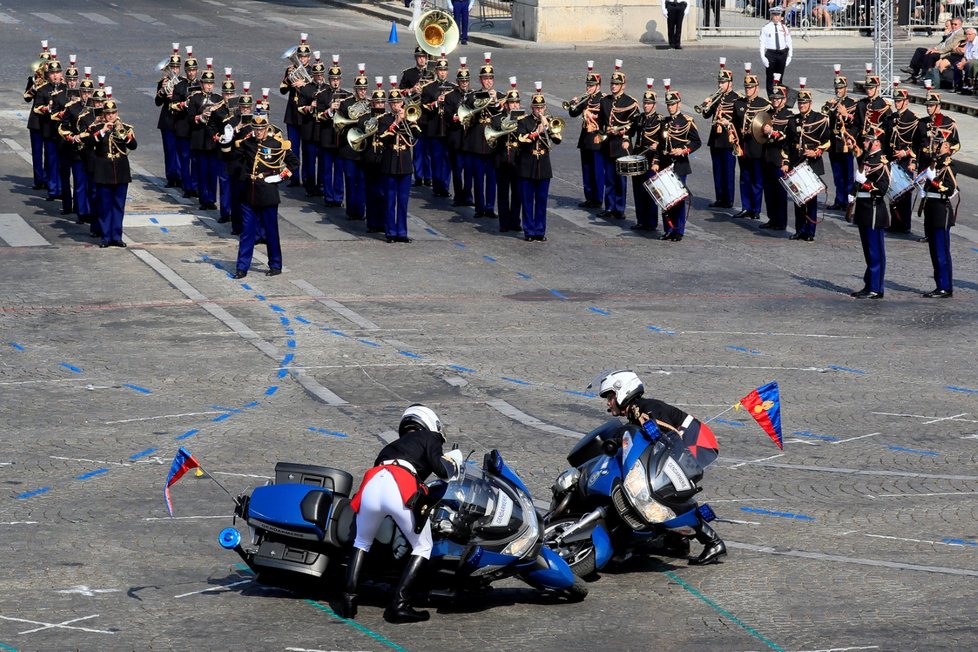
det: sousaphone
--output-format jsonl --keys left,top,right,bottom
{"left": 415, "top": 9, "right": 460, "bottom": 56}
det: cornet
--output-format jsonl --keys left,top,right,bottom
{"left": 561, "top": 96, "right": 589, "bottom": 113}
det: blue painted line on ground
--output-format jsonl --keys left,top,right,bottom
{"left": 277, "top": 368, "right": 288, "bottom": 378}
{"left": 122, "top": 383, "right": 152, "bottom": 394}
{"left": 295, "top": 316, "right": 310, "bottom": 324}
{"left": 242, "top": 401, "right": 259, "bottom": 409}
{"left": 255, "top": 294, "right": 266, "bottom": 301}
{"left": 15, "top": 487, "right": 50, "bottom": 499}
{"left": 357, "top": 339, "right": 381, "bottom": 347}
{"left": 741, "top": 506, "right": 815, "bottom": 521}
{"left": 287, "top": 339, "right": 296, "bottom": 348}
{"left": 589, "top": 307, "right": 610, "bottom": 315}
{"left": 564, "top": 390, "right": 596, "bottom": 398}
{"left": 304, "top": 599, "right": 408, "bottom": 652}
{"left": 9, "top": 342, "right": 25, "bottom": 351}
{"left": 792, "top": 430, "right": 840, "bottom": 442}
{"left": 212, "top": 413, "right": 232, "bottom": 422}
{"left": 483, "top": 255, "right": 497, "bottom": 263}
{"left": 76, "top": 468, "right": 109, "bottom": 481}
{"left": 970, "top": 247, "right": 978, "bottom": 253}
{"left": 309, "top": 427, "right": 349, "bottom": 438}
{"left": 550, "top": 289, "right": 568, "bottom": 299}
{"left": 425, "top": 227, "right": 438, "bottom": 235}
{"left": 727, "top": 345, "right": 761, "bottom": 355}
{"left": 241, "top": 283, "right": 252, "bottom": 290}
{"left": 149, "top": 217, "right": 159, "bottom": 224}
{"left": 281, "top": 353, "right": 295, "bottom": 366}
{"left": 946, "top": 385, "right": 978, "bottom": 394}
{"left": 454, "top": 242, "right": 466, "bottom": 248}
{"left": 888, "top": 445, "right": 940, "bottom": 457}
{"left": 0, "top": 640, "right": 17, "bottom": 651}
{"left": 210, "top": 405, "right": 242, "bottom": 413}
{"left": 176, "top": 428, "right": 200, "bottom": 441}
{"left": 398, "top": 351, "right": 421, "bottom": 359}
{"left": 826, "top": 365, "right": 866, "bottom": 374}
{"left": 60, "top": 362, "right": 82, "bottom": 373}
{"left": 516, "top": 272, "right": 532, "bottom": 279}
{"left": 160, "top": 227, "right": 170, "bottom": 233}
{"left": 715, "top": 418, "right": 746, "bottom": 427}
{"left": 270, "top": 304, "right": 286, "bottom": 312}
{"left": 130, "top": 448, "right": 157, "bottom": 461}
{"left": 943, "top": 538, "right": 978, "bottom": 547}
{"left": 212, "top": 262, "right": 224, "bottom": 271}
{"left": 325, "top": 328, "right": 349, "bottom": 337}
{"left": 448, "top": 364, "right": 476, "bottom": 373}
{"left": 285, "top": 328, "right": 295, "bottom": 335}
{"left": 201, "top": 254, "right": 210, "bottom": 260}
{"left": 647, "top": 325, "right": 677, "bottom": 335}
{"left": 501, "top": 377, "right": 531, "bottom": 385}
{"left": 280, "top": 316, "right": 290, "bottom": 326}
{"left": 265, "top": 386, "right": 279, "bottom": 396}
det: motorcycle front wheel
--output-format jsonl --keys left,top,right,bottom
{"left": 542, "top": 517, "right": 597, "bottom": 578}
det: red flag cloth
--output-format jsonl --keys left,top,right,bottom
{"left": 164, "top": 447, "right": 201, "bottom": 516}
{"left": 739, "top": 381, "right": 784, "bottom": 449}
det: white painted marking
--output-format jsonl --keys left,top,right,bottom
{"left": 831, "top": 432, "right": 882, "bottom": 444}
{"left": 714, "top": 518, "right": 762, "bottom": 525}
{"left": 679, "top": 330, "right": 873, "bottom": 339}
{"left": 548, "top": 206, "right": 620, "bottom": 238}
{"left": 922, "top": 412, "right": 969, "bottom": 425}
{"left": 0, "top": 378, "right": 92, "bottom": 386}
{"left": 0, "top": 613, "right": 114, "bottom": 635}
{"left": 30, "top": 12, "right": 70, "bottom": 24}
{"left": 307, "top": 17, "right": 367, "bottom": 29}
{"left": 962, "top": 435, "right": 978, "bottom": 440}
{"left": 486, "top": 400, "right": 584, "bottom": 439}
{"left": 730, "top": 453, "right": 785, "bottom": 469}
{"left": 103, "top": 411, "right": 225, "bottom": 425}
{"left": 224, "top": 15, "right": 260, "bottom": 26}
{"left": 783, "top": 438, "right": 821, "bottom": 446}
{"left": 863, "top": 533, "right": 978, "bottom": 548}
{"left": 265, "top": 15, "right": 305, "bottom": 27}
{"left": 291, "top": 279, "right": 381, "bottom": 330}
{"left": 56, "top": 586, "right": 120, "bottom": 597}
{"left": 0, "top": 11, "right": 21, "bottom": 23}
{"left": 720, "top": 457, "right": 978, "bottom": 481}
{"left": 126, "top": 213, "right": 198, "bottom": 227}
{"left": 876, "top": 491, "right": 978, "bottom": 498}
{"left": 51, "top": 456, "right": 128, "bottom": 467}
{"left": 637, "top": 363, "right": 833, "bottom": 372}
{"left": 127, "top": 13, "right": 165, "bottom": 24}
{"left": 406, "top": 212, "right": 447, "bottom": 239}
{"left": 0, "top": 213, "right": 49, "bottom": 247}
{"left": 445, "top": 376, "right": 468, "bottom": 387}
{"left": 872, "top": 411, "right": 978, "bottom": 424}
{"left": 212, "top": 471, "right": 273, "bottom": 479}
{"left": 174, "top": 579, "right": 252, "bottom": 598}
{"left": 172, "top": 13, "right": 215, "bottom": 26}
{"left": 795, "top": 647, "right": 879, "bottom": 652}
{"left": 710, "top": 498, "right": 777, "bottom": 503}
{"left": 144, "top": 515, "right": 232, "bottom": 521}
{"left": 284, "top": 363, "right": 441, "bottom": 370}
{"left": 79, "top": 12, "right": 117, "bottom": 24}
{"left": 287, "top": 648, "right": 374, "bottom": 652}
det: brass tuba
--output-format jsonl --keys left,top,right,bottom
{"left": 347, "top": 117, "right": 379, "bottom": 152}
{"left": 415, "top": 9, "right": 460, "bottom": 56}
{"left": 281, "top": 46, "right": 313, "bottom": 85}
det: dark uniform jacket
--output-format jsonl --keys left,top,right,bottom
{"left": 462, "top": 92, "right": 502, "bottom": 156}
{"left": 236, "top": 132, "right": 300, "bottom": 207}
{"left": 443, "top": 87, "right": 469, "bottom": 151}
{"left": 316, "top": 87, "right": 346, "bottom": 150}
{"left": 337, "top": 94, "right": 369, "bottom": 161}
{"left": 885, "top": 107, "right": 920, "bottom": 167}
{"left": 490, "top": 111, "right": 521, "bottom": 168}
{"left": 361, "top": 107, "right": 388, "bottom": 169}
{"left": 377, "top": 114, "right": 420, "bottom": 175}
{"left": 827, "top": 94, "right": 859, "bottom": 154}
{"left": 568, "top": 91, "right": 605, "bottom": 151}
{"left": 516, "top": 113, "right": 560, "bottom": 179}
{"left": 155, "top": 78, "right": 177, "bottom": 131}
{"left": 26, "top": 77, "right": 44, "bottom": 130}
{"left": 921, "top": 154, "right": 957, "bottom": 229}
{"left": 625, "top": 397, "right": 690, "bottom": 432}
{"left": 421, "top": 80, "right": 455, "bottom": 139}
{"left": 702, "top": 90, "right": 741, "bottom": 150}
{"left": 188, "top": 91, "right": 223, "bottom": 152}
{"left": 279, "top": 65, "right": 308, "bottom": 126}
{"left": 787, "top": 110, "right": 830, "bottom": 176}
{"left": 33, "top": 81, "right": 67, "bottom": 139}
{"left": 733, "top": 95, "right": 772, "bottom": 159}
{"left": 89, "top": 122, "right": 137, "bottom": 185}
{"left": 55, "top": 96, "right": 86, "bottom": 165}
{"left": 851, "top": 147, "right": 890, "bottom": 229}
{"left": 169, "top": 77, "right": 200, "bottom": 139}
{"left": 630, "top": 111, "right": 664, "bottom": 165}
{"left": 599, "top": 92, "right": 640, "bottom": 159}
{"left": 374, "top": 428, "right": 449, "bottom": 483}
{"left": 297, "top": 82, "right": 325, "bottom": 142}
{"left": 655, "top": 111, "right": 701, "bottom": 177}
{"left": 854, "top": 95, "right": 892, "bottom": 139}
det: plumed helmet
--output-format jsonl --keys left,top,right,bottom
{"left": 594, "top": 370, "right": 644, "bottom": 408}
{"left": 399, "top": 404, "right": 444, "bottom": 439}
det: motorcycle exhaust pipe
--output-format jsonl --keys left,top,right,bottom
{"left": 555, "top": 507, "right": 606, "bottom": 545}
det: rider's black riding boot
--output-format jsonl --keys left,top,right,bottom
{"left": 337, "top": 547, "right": 367, "bottom": 619}
{"left": 689, "top": 520, "right": 727, "bottom": 565}
{"left": 383, "top": 555, "right": 431, "bottom": 624}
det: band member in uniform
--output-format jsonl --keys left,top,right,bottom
{"left": 916, "top": 92, "right": 960, "bottom": 298}
{"left": 784, "top": 83, "right": 830, "bottom": 239}
{"left": 337, "top": 71, "right": 371, "bottom": 221}
{"left": 884, "top": 82, "right": 920, "bottom": 234}
{"left": 297, "top": 55, "right": 326, "bottom": 197}
{"left": 655, "top": 88, "right": 701, "bottom": 241}
{"left": 280, "top": 33, "right": 312, "bottom": 187}
{"left": 76, "top": 88, "right": 107, "bottom": 238}
{"left": 421, "top": 56, "right": 455, "bottom": 198}
{"left": 733, "top": 67, "right": 771, "bottom": 219}
{"left": 378, "top": 89, "right": 421, "bottom": 242}
{"left": 702, "top": 59, "right": 740, "bottom": 209}
{"left": 759, "top": 82, "right": 791, "bottom": 231}
{"left": 317, "top": 58, "right": 347, "bottom": 208}
{"left": 58, "top": 77, "right": 95, "bottom": 226}
{"left": 445, "top": 60, "right": 473, "bottom": 207}
{"left": 232, "top": 110, "right": 299, "bottom": 278}
{"left": 490, "top": 80, "right": 524, "bottom": 233}
{"left": 156, "top": 44, "right": 183, "bottom": 188}
{"left": 219, "top": 83, "right": 254, "bottom": 235}
{"left": 848, "top": 126, "right": 890, "bottom": 299}
{"left": 208, "top": 71, "right": 239, "bottom": 223}
{"left": 89, "top": 99, "right": 137, "bottom": 248}
{"left": 854, "top": 71, "right": 891, "bottom": 138}
{"left": 630, "top": 79, "right": 663, "bottom": 232}
{"left": 363, "top": 79, "right": 389, "bottom": 234}
{"left": 189, "top": 66, "right": 223, "bottom": 211}
{"left": 598, "top": 61, "right": 640, "bottom": 220}
{"left": 25, "top": 41, "right": 54, "bottom": 190}
{"left": 567, "top": 62, "right": 605, "bottom": 209}
{"left": 33, "top": 59, "right": 66, "bottom": 202}
{"left": 465, "top": 54, "right": 502, "bottom": 219}
{"left": 825, "top": 66, "right": 858, "bottom": 210}
{"left": 400, "top": 46, "right": 434, "bottom": 187}
{"left": 53, "top": 59, "right": 80, "bottom": 216}
{"left": 170, "top": 48, "right": 200, "bottom": 198}
{"left": 516, "top": 85, "right": 561, "bottom": 241}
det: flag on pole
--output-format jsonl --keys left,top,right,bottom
{"left": 164, "top": 447, "right": 201, "bottom": 516}
{"left": 737, "top": 381, "right": 784, "bottom": 449}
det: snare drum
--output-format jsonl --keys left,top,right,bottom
{"left": 642, "top": 166, "right": 689, "bottom": 211}
{"left": 886, "top": 162, "right": 915, "bottom": 202}
{"left": 780, "top": 162, "right": 825, "bottom": 207}
{"left": 616, "top": 155, "right": 649, "bottom": 177}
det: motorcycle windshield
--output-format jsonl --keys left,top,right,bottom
{"left": 429, "top": 467, "right": 527, "bottom": 545}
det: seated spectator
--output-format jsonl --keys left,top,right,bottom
{"left": 957, "top": 27, "right": 978, "bottom": 92}
{"left": 812, "top": 0, "right": 849, "bottom": 27}
{"left": 901, "top": 16, "right": 965, "bottom": 82}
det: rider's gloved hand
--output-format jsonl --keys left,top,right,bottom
{"left": 443, "top": 449, "right": 465, "bottom": 479}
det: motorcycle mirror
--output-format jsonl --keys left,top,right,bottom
{"left": 602, "top": 440, "right": 619, "bottom": 456}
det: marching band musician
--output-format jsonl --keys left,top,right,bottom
{"left": 207, "top": 71, "right": 239, "bottom": 224}
{"left": 25, "top": 41, "right": 54, "bottom": 190}
{"left": 825, "top": 66, "right": 858, "bottom": 210}
{"left": 445, "top": 60, "right": 474, "bottom": 208}
{"left": 516, "top": 84, "right": 561, "bottom": 241}
{"left": 702, "top": 59, "right": 740, "bottom": 210}
{"left": 915, "top": 92, "right": 960, "bottom": 298}
{"left": 170, "top": 48, "right": 200, "bottom": 199}
{"left": 58, "top": 76, "right": 95, "bottom": 227}
{"left": 420, "top": 55, "right": 454, "bottom": 198}
{"left": 884, "top": 82, "right": 919, "bottom": 235}
{"left": 156, "top": 45, "right": 183, "bottom": 189}
{"left": 188, "top": 65, "right": 223, "bottom": 212}
{"left": 89, "top": 98, "right": 137, "bottom": 248}
{"left": 629, "top": 79, "right": 663, "bottom": 232}
{"left": 854, "top": 71, "right": 891, "bottom": 139}
{"left": 280, "top": 33, "right": 312, "bottom": 187}
{"left": 655, "top": 87, "right": 701, "bottom": 242}
{"left": 464, "top": 54, "right": 503, "bottom": 219}
{"left": 378, "top": 88, "right": 422, "bottom": 243}
{"left": 232, "top": 109, "right": 299, "bottom": 279}
{"left": 76, "top": 88, "right": 108, "bottom": 239}
{"left": 33, "top": 58, "right": 66, "bottom": 202}
{"left": 848, "top": 126, "right": 891, "bottom": 299}
{"left": 732, "top": 66, "right": 771, "bottom": 220}
{"left": 400, "top": 46, "right": 434, "bottom": 187}
{"left": 567, "top": 61, "right": 605, "bottom": 209}
{"left": 363, "top": 79, "right": 389, "bottom": 234}
{"left": 490, "top": 79, "right": 524, "bottom": 233}
{"left": 316, "top": 58, "right": 347, "bottom": 208}
{"left": 759, "top": 81, "right": 791, "bottom": 232}
{"left": 784, "top": 83, "right": 830, "bottom": 239}
{"left": 54, "top": 60, "right": 81, "bottom": 217}
{"left": 337, "top": 70, "right": 372, "bottom": 222}
{"left": 297, "top": 56, "right": 326, "bottom": 198}
{"left": 219, "top": 83, "right": 255, "bottom": 236}
{"left": 598, "top": 61, "right": 640, "bottom": 220}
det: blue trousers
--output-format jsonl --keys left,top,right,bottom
{"left": 453, "top": 3, "right": 470, "bottom": 41}
{"left": 762, "top": 162, "right": 788, "bottom": 228}
{"left": 161, "top": 129, "right": 181, "bottom": 183}
{"left": 365, "top": 169, "right": 386, "bottom": 232}
{"left": 195, "top": 151, "right": 219, "bottom": 205}
{"left": 451, "top": 150, "right": 472, "bottom": 203}
{"left": 95, "top": 183, "right": 128, "bottom": 244}
{"left": 711, "top": 147, "right": 736, "bottom": 205}
{"left": 176, "top": 137, "right": 196, "bottom": 192}
{"left": 384, "top": 173, "right": 411, "bottom": 238}
{"left": 44, "top": 137, "right": 61, "bottom": 197}
{"left": 238, "top": 204, "right": 282, "bottom": 271}
{"left": 738, "top": 157, "right": 763, "bottom": 213}
{"left": 519, "top": 178, "right": 550, "bottom": 237}
{"left": 342, "top": 159, "right": 366, "bottom": 219}
{"left": 286, "top": 124, "right": 302, "bottom": 183}
{"left": 794, "top": 197, "right": 818, "bottom": 236}
{"left": 580, "top": 149, "right": 604, "bottom": 204}
{"left": 829, "top": 151, "right": 854, "bottom": 206}
{"left": 70, "top": 161, "right": 91, "bottom": 217}
{"left": 632, "top": 172, "right": 659, "bottom": 229}
{"left": 662, "top": 174, "right": 689, "bottom": 235}
{"left": 302, "top": 140, "right": 319, "bottom": 190}
{"left": 413, "top": 135, "right": 432, "bottom": 183}
{"left": 59, "top": 156, "right": 72, "bottom": 213}
{"left": 926, "top": 224, "right": 953, "bottom": 291}
{"left": 602, "top": 154, "right": 627, "bottom": 214}
{"left": 318, "top": 148, "right": 344, "bottom": 203}
{"left": 471, "top": 154, "right": 496, "bottom": 213}
{"left": 496, "top": 164, "right": 522, "bottom": 230}
{"left": 30, "top": 129, "right": 46, "bottom": 187}
{"left": 430, "top": 138, "right": 451, "bottom": 194}
{"left": 218, "top": 161, "right": 232, "bottom": 219}
{"left": 230, "top": 179, "right": 244, "bottom": 232}
{"left": 858, "top": 224, "right": 886, "bottom": 293}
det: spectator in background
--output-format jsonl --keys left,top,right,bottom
{"left": 448, "top": 0, "right": 474, "bottom": 45}
{"left": 703, "top": 0, "right": 722, "bottom": 27}
{"left": 664, "top": 0, "right": 691, "bottom": 49}
{"left": 812, "top": 0, "right": 849, "bottom": 27}
{"left": 956, "top": 27, "right": 978, "bottom": 93}
{"left": 901, "top": 16, "right": 964, "bottom": 83}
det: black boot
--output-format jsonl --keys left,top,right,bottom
{"left": 383, "top": 555, "right": 430, "bottom": 623}
{"left": 336, "top": 548, "right": 366, "bottom": 619}
{"left": 689, "top": 520, "right": 727, "bottom": 565}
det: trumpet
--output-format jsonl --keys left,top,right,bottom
{"left": 347, "top": 117, "right": 379, "bottom": 152}
{"left": 694, "top": 88, "right": 724, "bottom": 114}
{"left": 282, "top": 46, "right": 313, "bottom": 85}
{"left": 820, "top": 98, "right": 838, "bottom": 115}
{"left": 561, "top": 96, "right": 590, "bottom": 113}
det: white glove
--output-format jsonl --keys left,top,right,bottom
{"left": 219, "top": 123, "right": 234, "bottom": 144}
{"left": 853, "top": 170, "right": 867, "bottom": 184}
{"left": 925, "top": 167, "right": 936, "bottom": 181}
{"left": 391, "top": 530, "right": 410, "bottom": 560}
{"left": 444, "top": 449, "right": 464, "bottom": 478}
{"left": 263, "top": 174, "right": 282, "bottom": 184}
{"left": 786, "top": 57, "right": 792, "bottom": 67}
{"left": 447, "top": 0, "right": 454, "bottom": 9}
{"left": 847, "top": 194, "right": 856, "bottom": 204}
{"left": 762, "top": 58, "right": 770, "bottom": 68}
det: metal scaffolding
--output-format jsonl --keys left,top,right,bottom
{"left": 874, "top": 0, "right": 895, "bottom": 97}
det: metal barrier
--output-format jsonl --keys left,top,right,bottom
{"left": 477, "top": 0, "right": 512, "bottom": 27}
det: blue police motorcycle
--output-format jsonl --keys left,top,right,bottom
{"left": 218, "top": 450, "right": 587, "bottom": 602}
{"left": 542, "top": 419, "right": 720, "bottom": 576}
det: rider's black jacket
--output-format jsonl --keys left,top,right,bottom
{"left": 625, "top": 397, "right": 690, "bottom": 433}
{"left": 374, "top": 428, "right": 449, "bottom": 483}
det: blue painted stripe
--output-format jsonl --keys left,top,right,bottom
{"left": 325, "top": 328, "right": 349, "bottom": 337}
{"left": 280, "top": 316, "right": 291, "bottom": 326}
{"left": 398, "top": 351, "right": 421, "bottom": 359}
{"left": 448, "top": 364, "right": 476, "bottom": 373}
{"left": 741, "top": 506, "right": 815, "bottom": 521}
{"left": 277, "top": 368, "right": 288, "bottom": 378}
{"left": 295, "top": 316, "right": 310, "bottom": 324}
{"left": 970, "top": 247, "right": 978, "bottom": 253}
{"left": 281, "top": 353, "right": 295, "bottom": 366}
{"left": 287, "top": 339, "right": 296, "bottom": 348}
{"left": 160, "top": 227, "right": 170, "bottom": 234}
{"left": 425, "top": 227, "right": 438, "bottom": 235}
{"left": 647, "top": 325, "right": 676, "bottom": 335}
{"left": 501, "top": 377, "right": 531, "bottom": 385}
{"left": 77, "top": 468, "right": 109, "bottom": 481}
{"left": 943, "top": 538, "right": 978, "bottom": 547}
{"left": 454, "top": 242, "right": 466, "bottom": 248}
{"left": 888, "top": 445, "right": 939, "bottom": 456}
{"left": 176, "top": 428, "right": 200, "bottom": 441}
{"left": 516, "top": 272, "right": 532, "bottom": 280}
{"left": 714, "top": 418, "right": 746, "bottom": 427}
{"left": 241, "top": 401, "right": 259, "bottom": 409}
{"left": 357, "top": 339, "right": 381, "bottom": 347}
{"left": 589, "top": 307, "right": 610, "bottom": 315}
{"left": 16, "top": 487, "right": 50, "bottom": 499}
{"left": 727, "top": 345, "right": 761, "bottom": 355}
{"left": 792, "top": 430, "right": 840, "bottom": 442}
{"left": 210, "top": 405, "right": 241, "bottom": 413}
{"left": 483, "top": 255, "right": 497, "bottom": 263}
{"left": 0, "top": 641, "right": 18, "bottom": 651}
{"left": 130, "top": 448, "right": 157, "bottom": 460}
{"left": 254, "top": 294, "right": 266, "bottom": 301}
{"left": 303, "top": 599, "right": 408, "bottom": 652}
{"left": 212, "top": 413, "right": 232, "bottom": 422}
{"left": 122, "top": 383, "right": 152, "bottom": 394}
{"left": 946, "top": 385, "right": 978, "bottom": 394}
{"left": 550, "top": 289, "right": 568, "bottom": 299}
{"left": 564, "top": 390, "right": 596, "bottom": 398}
{"left": 308, "top": 427, "right": 349, "bottom": 438}
{"left": 9, "top": 342, "right": 26, "bottom": 351}
{"left": 265, "top": 386, "right": 279, "bottom": 396}
{"left": 60, "top": 362, "right": 82, "bottom": 373}
{"left": 241, "top": 283, "right": 252, "bottom": 290}
{"left": 285, "top": 329, "right": 295, "bottom": 336}
{"left": 826, "top": 365, "right": 866, "bottom": 374}
{"left": 270, "top": 304, "right": 286, "bottom": 313}
{"left": 149, "top": 217, "right": 159, "bottom": 224}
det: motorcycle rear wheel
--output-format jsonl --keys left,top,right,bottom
{"left": 543, "top": 517, "right": 597, "bottom": 578}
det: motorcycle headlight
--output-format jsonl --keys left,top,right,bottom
{"left": 502, "top": 490, "right": 539, "bottom": 558}
{"left": 622, "top": 462, "right": 676, "bottom": 524}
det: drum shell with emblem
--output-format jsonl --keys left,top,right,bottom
{"left": 615, "top": 154, "right": 648, "bottom": 177}
{"left": 780, "top": 162, "right": 825, "bottom": 207}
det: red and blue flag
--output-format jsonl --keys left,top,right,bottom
{"left": 738, "top": 381, "right": 784, "bottom": 449}
{"left": 164, "top": 446, "right": 201, "bottom": 516}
